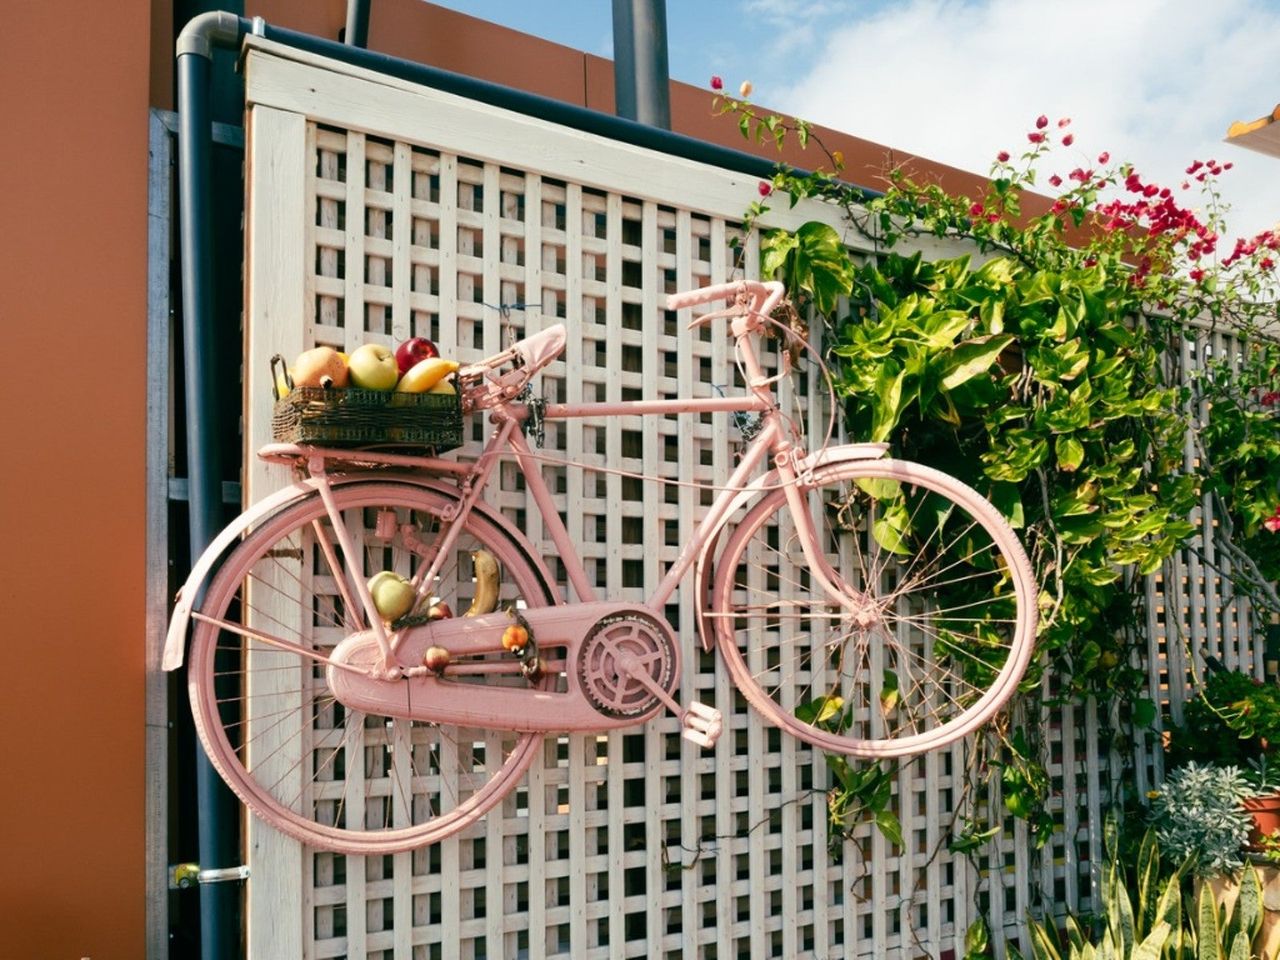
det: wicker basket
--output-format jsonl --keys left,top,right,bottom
{"left": 270, "top": 356, "right": 463, "bottom": 450}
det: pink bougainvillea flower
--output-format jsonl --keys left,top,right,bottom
{"left": 1048, "top": 174, "right": 1063, "bottom": 187}
{"left": 1187, "top": 160, "right": 1203, "bottom": 174}
{"left": 1262, "top": 391, "right": 1280, "bottom": 406}
{"left": 1224, "top": 162, "right": 1234, "bottom": 170}
{"left": 969, "top": 202, "right": 985, "bottom": 216}
{"left": 739, "top": 80, "right": 753, "bottom": 98}
{"left": 1265, "top": 514, "right": 1280, "bottom": 533}
{"left": 1058, "top": 117, "right": 1071, "bottom": 128}
{"left": 1028, "top": 132, "right": 1045, "bottom": 144}
{"left": 710, "top": 75, "right": 723, "bottom": 90}
{"left": 997, "top": 150, "right": 1010, "bottom": 162}
{"left": 1097, "top": 152, "right": 1110, "bottom": 164}
{"left": 757, "top": 180, "right": 772, "bottom": 196}
{"left": 1036, "top": 115, "right": 1049, "bottom": 129}
{"left": 986, "top": 212, "right": 1001, "bottom": 222}
{"left": 1062, "top": 133, "right": 1074, "bottom": 146}
{"left": 1263, "top": 257, "right": 1276, "bottom": 271}
{"left": 1189, "top": 268, "right": 1205, "bottom": 282}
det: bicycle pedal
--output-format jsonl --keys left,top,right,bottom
{"left": 680, "top": 701, "right": 723, "bottom": 749}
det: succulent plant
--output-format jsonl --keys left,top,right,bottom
{"left": 1147, "top": 761, "right": 1255, "bottom": 878}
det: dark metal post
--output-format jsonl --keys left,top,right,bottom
{"left": 344, "top": 0, "right": 370, "bottom": 48}
{"left": 177, "top": 12, "right": 248, "bottom": 958}
{"left": 611, "top": 0, "right": 670, "bottom": 129}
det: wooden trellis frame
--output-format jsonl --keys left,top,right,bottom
{"left": 230, "top": 36, "right": 1261, "bottom": 959}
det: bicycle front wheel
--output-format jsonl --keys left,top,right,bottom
{"left": 712, "top": 459, "right": 1036, "bottom": 758}
{"left": 189, "top": 481, "right": 557, "bottom": 854}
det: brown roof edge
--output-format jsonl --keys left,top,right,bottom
{"left": 1226, "top": 104, "right": 1280, "bottom": 160}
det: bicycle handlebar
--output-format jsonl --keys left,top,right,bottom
{"left": 666, "top": 280, "right": 785, "bottom": 321}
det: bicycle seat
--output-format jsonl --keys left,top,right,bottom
{"left": 462, "top": 323, "right": 566, "bottom": 411}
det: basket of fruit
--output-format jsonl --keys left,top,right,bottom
{"left": 271, "top": 337, "right": 464, "bottom": 450}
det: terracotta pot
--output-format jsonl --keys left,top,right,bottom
{"left": 1244, "top": 792, "right": 1280, "bottom": 848}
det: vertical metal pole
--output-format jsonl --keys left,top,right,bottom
{"left": 611, "top": 0, "right": 670, "bottom": 129}
{"left": 177, "top": 46, "right": 242, "bottom": 960}
{"left": 344, "top": 0, "right": 370, "bottom": 48}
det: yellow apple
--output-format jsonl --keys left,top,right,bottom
{"left": 348, "top": 343, "right": 399, "bottom": 391}
{"left": 367, "top": 570, "right": 416, "bottom": 621}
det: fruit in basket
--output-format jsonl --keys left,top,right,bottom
{"left": 422, "top": 645, "right": 451, "bottom": 672}
{"left": 348, "top": 343, "right": 400, "bottom": 391}
{"left": 428, "top": 379, "right": 456, "bottom": 395}
{"left": 463, "top": 550, "right": 501, "bottom": 617}
{"left": 292, "top": 346, "right": 349, "bottom": 389}
{"left": 367, "top": 570, "right": 417, "bottom": 621}
{"left": 396, "top": 357, "right": 460, "bottom": 394}
{"left": 395, "top": 336, "right": 440, "bottom": 375}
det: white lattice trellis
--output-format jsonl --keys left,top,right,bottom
{"left": 237, "top": 37, "right": 1262, "bottom": 960}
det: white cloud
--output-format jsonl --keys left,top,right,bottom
{"left": 768, "top": 0, "right": 1280, "bottom": 244}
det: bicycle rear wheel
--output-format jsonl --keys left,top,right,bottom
{"left": 189, "top": 481, "right": 556, "bottom": 854}
{"left": 711, "top": 459, "right": 1036, "bottom": 757}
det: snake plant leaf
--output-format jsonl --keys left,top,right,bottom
{"left": 1136, "top": 829, "right": 1159, "bottom": 933}
{"left": 1226, "top": 930, "right": 1249, "bottom": 960}
{"left": 1197, "top": 882, "right": 1221, "bottom": 960}
{"left": 1064, "top": 914, "right": 1086, "bottom": 953}
{"left": 1129, "top": 921, "right": 1170, "bottom": 960}
{"left": 1236, "top": 864, "right": 1262, "bottom": 943}
{"left": 1027, "top": 916, "right": 1064, "bottom": 960}
{"left": 1109, "top": 866, "right": 1135, "bottom": 959}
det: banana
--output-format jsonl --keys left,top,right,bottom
{"left": 463, "top": 549, "right": 501, "bottom": 617}
{"left": 428, "top": 378, "right": 456, "bottom": 395}
{"left": 396, "top": 357, "right": 459, "bottom": 393}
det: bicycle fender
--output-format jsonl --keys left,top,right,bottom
{"left": 162, "top": 474, "right": 559, "bottom": 671}
{"left": 163, "top": 479, "right": 321, "bottom": 671}
{"left": 693, "top": 442, "right": 888, "bottom": 653}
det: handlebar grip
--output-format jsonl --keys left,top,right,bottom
{"left": 666, "top": 280, "right": 785, "bottom": 312}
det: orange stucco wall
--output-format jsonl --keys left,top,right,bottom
{"left": 0, "top": 2, "right": 151, "bottom": 957}
{"left": 0, "top": 3, "right": 1004, "bottom": 956}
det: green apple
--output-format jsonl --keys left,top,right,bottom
{"left": 367, "top": 570, "right": 416, "bottom": 621}
{"left": 348, "top": 343, "right": 399, "bottom": 391}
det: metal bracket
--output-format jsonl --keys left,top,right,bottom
{"left": 525, "top": 395, "right": 547, "bottom": 448}
{"left": 170, "top": 863, "right": 250, "bottom": 889}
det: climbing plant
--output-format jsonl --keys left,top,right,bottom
{"left": 714, "top": 86, "right": 1280, "bottom": 885}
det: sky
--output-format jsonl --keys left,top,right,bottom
{"left": 426, "top": 0, "right": 1280, "bottom": 244}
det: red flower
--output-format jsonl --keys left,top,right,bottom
{"left": 1058, "top": 117, "right": 1071, "bottom": 128}
{"left": 1048, "top": 174, "right": 1063, "bottom": 187}
{"left": 710, "top": 75, "right": 723, "bottom": 91}
{"left": 1028, "top": 132, "right": 1045, "bottom": 144}
{"left": 758, "top": 181, "right": 772, "bottom": 196}
{"left": 1036, "top": 115, "right": 1049, "bottom": 129}
{"left": 997, "top": 150, "right": 1010, "bottom": 162}
{"left": 986, "top": 212, "right": 1000, "bottom": 223}
{"left": 1061, "top": 133, "right": 1074, "bottom": 146}
{"left": 1189, "top": 268, "right": 1205, "bottom": 282}
{"left": 1097, "top": 152, "right": 1110, "bottom": 164}
{"left": 1263, "top": 257, "right": 1276, "bottom": 271}
{"left": 1224, "top": 162, "right": 1234, "bottom": 170}
{"left": 1187, "top": 160, "right": 1203, "bottom": 174}
{"left": 969, "top": 202, "right": 985, "bottom": 215}
{"left": 1262, "top": 392, "right": 1280, "bottom": 406}
{"left": 1265, "top": 514, "right": 1280, "bottom": 533}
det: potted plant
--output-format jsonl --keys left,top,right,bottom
{"left": 1169, "top": 665, "right": 1280, "bottom": 845}
{"left": 1148, "top": 761, "right": 1255, "bottom": 878}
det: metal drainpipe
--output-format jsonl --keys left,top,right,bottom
{"left": 611, "top": 0, "right": 671, "bottom": 129}
{"left": 344, "top": 0, "right": 370, "bottom": 47}
{"left": 176, "top": 11, "right": 248, "bottom": 959}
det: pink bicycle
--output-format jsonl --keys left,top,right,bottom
{"left": 163, "top": 280, "right": 1036, "bottom": 854}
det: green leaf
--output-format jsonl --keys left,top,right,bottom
{"left": 874, "top": 808, "right": 903, "bottom": 848}
{"left": 940, "top": 334, "right": 1016, "bottom": 390}
{"left": 1198, "top": 881, "right": 1221, "bottom": 960}
{"left": 1132, "top": 699, "right": 1157, "bottom": 728}
{"left": 1028, "top": 917, "right": 1064, "bottom": 960}
{"left": 1131, "top": 921, "right": 1171, "bottom": 960}
{"left": 879, "top": 670, "right": 899, "bottom": 715}
{"left": 964, "top": 918, "right": 989, "bottom": 959}
{"left": 870, "top": 361, "right": 906, "bottom": 442}
{"left": 1237, "top": 864, "right": 1262, "bottom": 942}
{"left": 1056, "top": 436, "right": 1085, "bottom": 472}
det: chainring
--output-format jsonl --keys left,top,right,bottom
{"left": 577, "top": 613, "right": 678, "bottom": 719}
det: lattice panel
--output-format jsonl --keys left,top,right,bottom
{"left": 238, "top": 39, "right": 1267, "bottom": 960}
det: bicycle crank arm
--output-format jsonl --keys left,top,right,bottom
{"left": 613, "top": 653, "right": 723, "bottom": 748}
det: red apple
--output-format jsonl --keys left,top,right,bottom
{"left": 395, "top": 337, "right": 439, "bottom": 375}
